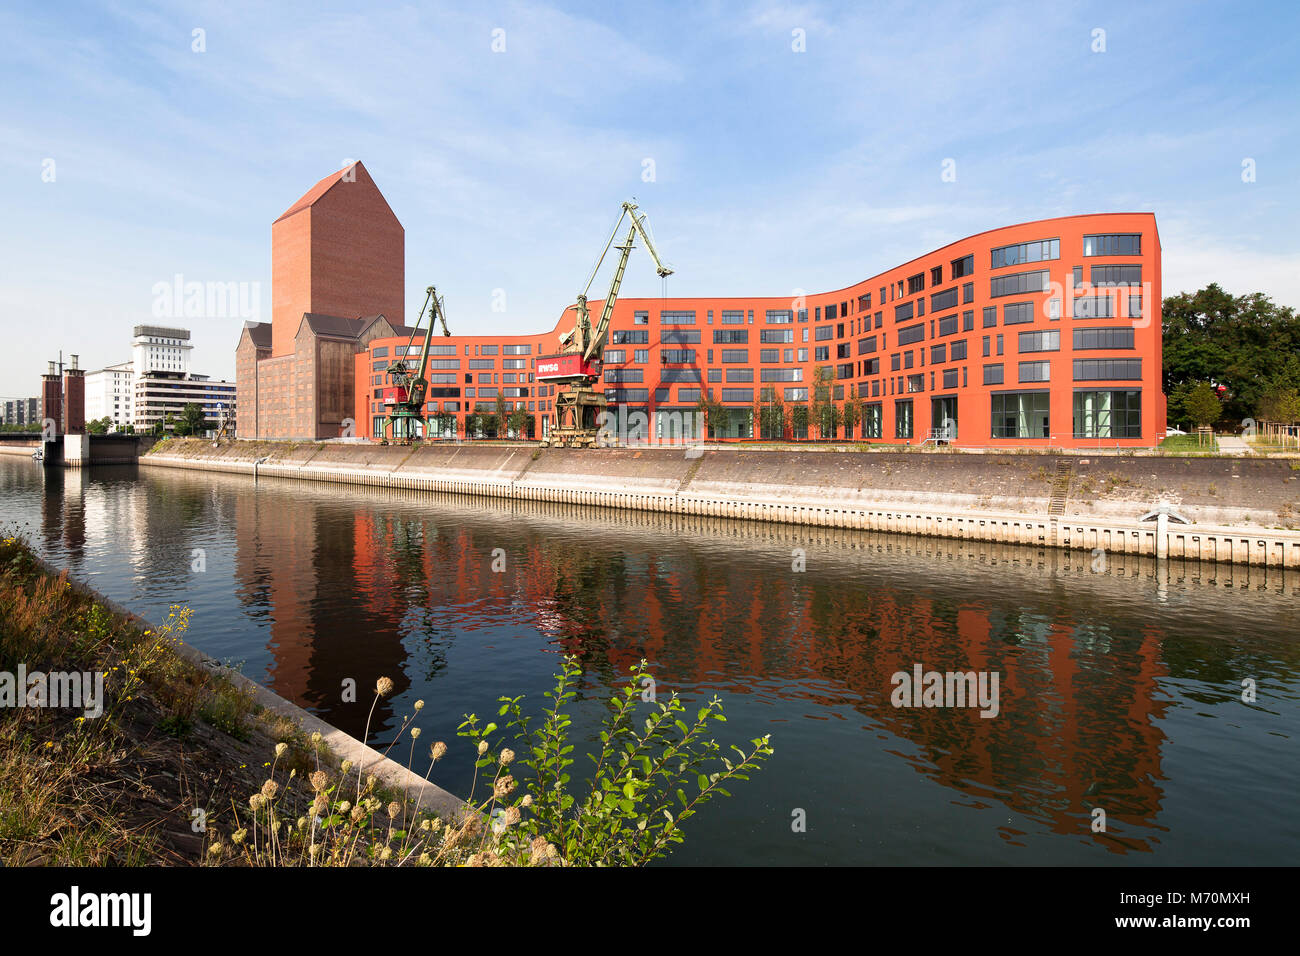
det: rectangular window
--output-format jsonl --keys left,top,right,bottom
{"left": 1073, "top": 358, "right": 1143, "bottom": 380}
{"left": 897, "top": 323, "right": 925, "bottom": 346}
{"left": 814, "top": 325, "right": 834, "bottom": 341}
{"left": 468, "top": 359, "right": 494, "bottom": 369}
{"left": 858, "top": 335, "right": 878, "bottom": 355}
{"left": 480, "top": 345, "right": 499, "bottom": 355}
{"left": 612, "top": 329, "right": 649, "bottom": 345}
{"left": 502, "top": 358, "right": 526, "bottom": 369}
{"left": 660, "top": 349, "right": 695, "bottom": 364}
{"left": 951, "top": 339, "right": 967, "bottom": 361}
{"left": 951, "top": 254, "right": 974, "bottom": 278}
{"left": 942, "top": 368, "right": 959, "bottom": 389}
{"left": 602, "top": 349, "right": 626, "bottom": 364}
{"left": 720, "top": 349, "right": 749, "bottom": 363}
{"left": 931, "top": 266, "right": 943, "bottom": 286}
{"left": 983, "top": 363, "right": 1004, "bottom": 385}
{"left": 1003, "top": 302, "right": 1036, "bottom": 325}
{"left": 634, "top": 349, "right": 648, "bottom": 363}
{"left": 660, "top": 368, "right": 702, "bottom": 383}
{"left": 1018, "top": 360, "right": 1051, "bottom": 383}
{"left": 814, "top": 346, "right": 829, "bottom": 362}
{"left": 765, "top": 310, "right": 793, "bottom": 324}
{"left": 660, "top": 310, "right": 697, "bottom": 324}
{"left": 721, "top": 310, "right": 745, "bottom": 325}
{"left": 930, "top": 344, "right": 947, "bottom": 364}
{"left": 895, "top": 399, "right": 914, "bottom": 438}
{"left": 503, "top": 344, "right": 531, "bottom": 355}
{"left": 607, "top": 388, "right": 650, "bottom": 403}
{"left": 963, "top": 282, "right": 974, "bottom": 304}
{"left": 930, "top": 287, "right": 959, "bottom": 312}
{"left": 1018, "top": 330, "right": 1060, "bottom": 352}
{"left": 990, "top": 270, "right": 1050, "bottom": 298}
{"left": 895, "top": 302, "right": 914, "bottom": 322}
{"left": 661, "top": 329, "right": 701, "bottom": 344}
{"left": 863, "top": 403, "right": 883, "bottom": 439}
{"left": 1072, "top": 327, "right": 1135, "bottom": 350}
{"left": 990, "top": 238, "right": 1059, "bottom": 270}
{"left": 1072, "top": 294, "right": 1117, "bottom": 319}
{"left": 937, "top": 314, "right": 958, "bottom": 337}
{"left": 1090, "top": 265, "right": 1142, "bottom": 287}
{"left": 713, "top": 329, "right": 748, "bottom": 344}
{"left": 982, "top": 306, "right": 997, "bottom": 328}
{"left": 762, "top": 329, "right": 795, "bottom": 344}
{"left": 991, "top": 391, "right": 1050, "bottom": 438}
{"left": 761, "top": 368, "right": 803, "bottom": 382}
{"left": 1073, "top": 389, "right": 1142, "bottom": 438}
{"left": 604, "top": 368, "right": 643, "bottom": 383}
{"left": 760, "top": 349, "right": 780, "bottom": 363}
{"left": 634, "top": 311, "right": 649, "bottom": 325}
{"left": 721, "top": 388, "right": 753, "bottom": 403}
{"left": 726, "top": 368, "right": 754, "bottom": 383}
{"left": 864, "top": 357, "right": 880, "bottom": 375}
{"left": 962, "top": 310, "right": 974, "bottom": 332}
{"left": 907, "top": 273, "right": 925, "bottom": 295}
{"left": 1083, "top": 234, "right": 1141, "bottom": 257}
{"left": 679, "top": 388, "right": 701, "bottom": 404}
{"left": 907, "top": 373, "right": 924, "bottom": 393}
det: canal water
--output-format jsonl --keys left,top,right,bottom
{"left": 2, "top": 456, "right": 1297, "bottom": 865}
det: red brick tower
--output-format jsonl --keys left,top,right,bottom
{"left": 270, "top": 161, "right": 404, "bottom": 357}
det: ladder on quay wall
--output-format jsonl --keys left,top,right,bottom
{"left": 1048, "top": 458, "right": 1073, "bottom": 516}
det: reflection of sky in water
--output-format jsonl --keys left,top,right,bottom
{"left": 4, "top": 459, "right": 1297, "bottom": 866}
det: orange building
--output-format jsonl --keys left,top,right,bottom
{"left": 357, "top": 211, "right": 1164, "bottom": 448}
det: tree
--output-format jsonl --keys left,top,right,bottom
{"left": 508, "top": 405, "right": 530, "bottom": 439}
{"left": 841, "top": 385, "right": 861, "bottom": 439}
{"left": 790, "top": 404, "right": 810, "bottom": 440}
{"left": 1257, "top": 387, "right": 1300, "bottom": 424}
{"left": 494, "top": 393, "right": 509, "bottom": 437}
{"left": 175, "top": 402, "right": 207, "bottom": 436}
{"left": 810, "top": 367, "right": 833, "bottom": 439}
{"left": 85, "top": 416, "right": 113, "bottom": 435}
{"left": 1163, "top": 284, "right": 1300, "bottom": 424}
{"left": 1185, "top": 382, "right": 1223, "bottom": 428}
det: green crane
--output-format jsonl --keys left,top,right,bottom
{"left": 381, "top": 285, "right": 451, "bottom": 444}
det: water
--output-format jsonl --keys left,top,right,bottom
{"left": 2, "top": 456, "right": 1297, "bottom": 865}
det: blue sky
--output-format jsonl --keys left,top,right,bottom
{"left": 2, "top": 0, "right": 1297, "bottom": 390}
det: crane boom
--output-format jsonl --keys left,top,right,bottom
{"left": 537, "top": 200, "right": 675, "bottom": 448}
{"left": 380, "top": 284, "right": 451, "bottom": 444}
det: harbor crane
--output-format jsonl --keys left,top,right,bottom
{"left": 380, "top": 284, "right": 451, "bottom": 444}
{"left": 536, "top": 200, "right": 673, "bottom": 447}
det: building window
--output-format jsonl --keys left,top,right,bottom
{"left": 930, "top": 287, "right": 959, "bottom": 312}
{"left": 721, "top": 310, "right": 745, "bottom": 325}
{"left": 1073, "top": 327, "right": 1135, "bottom": 350}
{"left": 894, "top": 399, "right": 913, "bottom": 438}
{"left": 1073, "top": 358, "right": 1143, "bottom": 381}
{"left": 634, "top": 311, "right": 649, "bottom": 325}
{"left": 1002, "top": 302, "right": 1036, "bottom": 325}
{"left": 990, "top": 238, "right": 1059, "bottom": 270}
{"left": 990, "top": 270, "right": 1050, "bottom": 298}
{"left": 1018, "top": 360, "right": 1051, "bottom": 383}
{"left": 991, "top": 391, "right": 1050, "bottom": 438}
{"left": 1083, "top": 234, "right": 1141, "bottom": 257}
{"left": 1074, "top": 390, "right": 1142, "bottom": 438}
{"left": 762, "top": 329, "right": 795, "bottom": 344}
{"left": 1018, "top": 330, "right": 1060, "bottom": 352}
{"left": 1073, "top": 294, "right": 1117, "bottom": 319}
{"left": 982, "top": 306, "right": 997, "bottom": 328}
{"left": 942, "top": 368, "right": 959, "bottom": 389}
{"left": 660, "top": 310, "right": 696, "bottom": 324}
{"left": 863, "top": 403, "right": 883, "bottom": 439}
{"left": 765, "top": 310, "right": 793, "bottom": 324}
{"left": 1090, "top": 265, "right": 1142, "bottom": 287}
{"left": 951, "top": 254, "right": 974, "bottom": 278}
{"left": 660, "top": 349, "right": 695, "bottom": 364}
{"left": 983, "top": 363, "right": 1004, "bottom": 385}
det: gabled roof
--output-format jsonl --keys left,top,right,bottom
{"left": 298, "top": 313, "right": 367, "bottom": 339}
{"left": 241, "top": 320, "right": 272, "bottom": 350}
{"left": 274, "top": 162, "right": 363, "bottom": 223}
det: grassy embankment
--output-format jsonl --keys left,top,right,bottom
{"left": 0, "top": 535, "right": 527, "bottom": 866}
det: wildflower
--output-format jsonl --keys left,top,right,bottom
{"left": 308, "top": 844, "right": 321, "bottom": 859}
{"left": 207, "top": 843, "right": 225, "bottom": 861}
{"left": 275, "top": 742, "right": 288, "bottom": 759}
{"left": 261, "top": 780, "right": 279, "bottom": 799}
{"left": 340, "top": 759, "right": 353, "bottom": 776}
{"left": 309, "top": 770, "right": 328, "bottom": 792}
{"left": 375, "top": 677, "right": 394, "bottom": 697}
{"left": 380, "top": 846, "right": 393, "bottom": 861}
{"left": 388, "top": 802, "right": 402, "bottom": 819}
{"left": 410, "top": 727, "right": 422, "bottom": 740}
{"left": 296, "top": 816, "right": 308, "bottom": 831}
{"left": 418, "top": 852, "right": 432, "bottom": 866}
{"left": 499, "top": 748, "right": 515, "bottom": 766}
{"left": 365, "top": 774, "right": 377, "bottom": 792}
{"left": 249, "top": 794, "right": 265, "bottom": 812}
{"left": 312, "top": 794, "right": 328, "bottom": 817}
{"left": 337, "top": 800, "right": 351, "bottom": 814}
{"left": 504, "top": 806, "right": 521, "bottom": 826}
{"left": 493, "top": 775, "right": 516, "bottom": 799}
{"left": 521, "top": 794, "right": 533, "bottom": 808}
{"left": 414, "top": 699, "right": 425, "bottom": 711}
{"left": 232, "top": 829, "right": 248, "bottom": 845}
{"left": 430, "top": 741, "right": 447, "bottom": 762}
{"left": 310, "top": 731, "right": 322, "bottom": 746}
{"left": 477, "top": 740, "right": 489, "bottom": 755}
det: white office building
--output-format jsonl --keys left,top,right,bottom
{"left": 84, "top": 361, "right": 135, "bottom": 430}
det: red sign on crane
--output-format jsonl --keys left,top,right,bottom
{"left": 536, "top": 353, "right": 600, "bottom": 380}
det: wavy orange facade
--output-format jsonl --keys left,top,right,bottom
{"left": 355, "top": 212, "right": 1164, "bottom": 448}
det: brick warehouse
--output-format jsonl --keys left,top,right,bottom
{"left": 243, "top": 164, "right": 1166, "bottom": 447}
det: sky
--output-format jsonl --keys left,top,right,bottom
{"left": 1, "top": 0, "right": 1297, "bottom": 393}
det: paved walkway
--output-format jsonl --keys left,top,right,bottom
{"left": 1216, "top": 436, "right": 1251, "bottom": 455}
